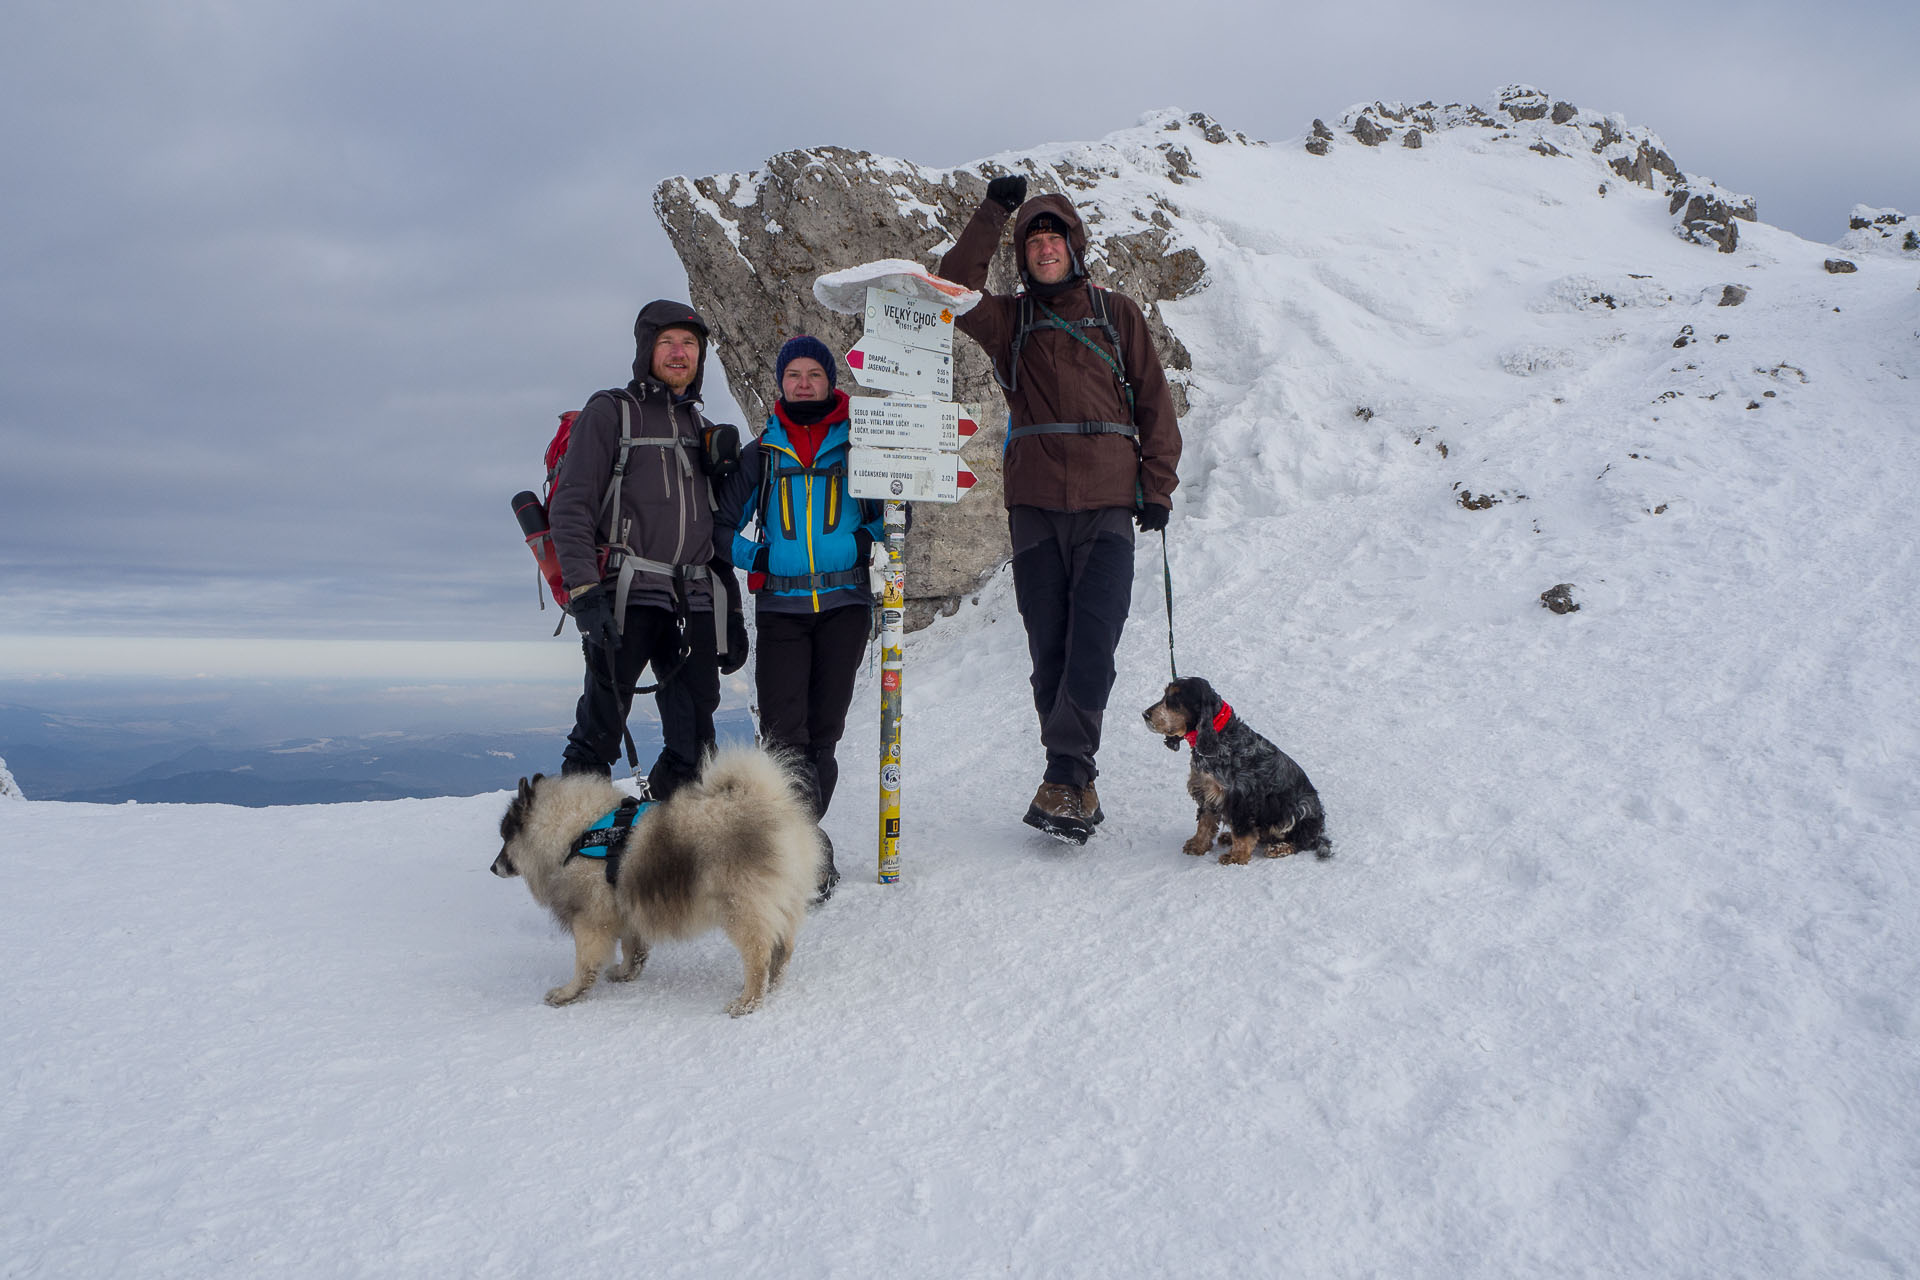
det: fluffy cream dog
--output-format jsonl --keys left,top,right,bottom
{"left": 491, "top": 745, "right": 819, "bottom": 1016}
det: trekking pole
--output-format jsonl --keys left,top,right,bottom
{"left": 1160, "top": 527, "right": 1178, "bottom": 681}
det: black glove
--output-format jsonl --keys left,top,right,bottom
{"left": 700, "top": 424, "right": 740, "bottom": 480}
{"left": 721, "top": 611, "right": 750, "bottom": 675}
{"left": 986, "top": 174, "right": 1027, "bottom": 212}
{"left": 570, "top": 583, "right": 620, "bottom": 652}
{"left": 1134, "top": 503, "right": 1170, "bottom": 533}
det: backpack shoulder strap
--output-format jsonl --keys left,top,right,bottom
{"left": 1088, "top": 284, "right": 1128, "bottom": 385}
{"left": 994, "top": 293, "right": 1038, "bottom": 395}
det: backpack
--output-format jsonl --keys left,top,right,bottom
{"left": 511, "top": 410, "right": 581, "bottom": 611}
{"left": 511, "top": 396, "right": 740, "bottom": 615}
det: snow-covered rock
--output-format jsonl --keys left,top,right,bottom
{"left": 0, "top": 756, "right": 22, "bottom": 800}
{"left": 1836, "top": 204, "right": 1918, "bottom": 258}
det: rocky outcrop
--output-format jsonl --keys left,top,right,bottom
{"left": 1837, "top": 206, "right": 1918, "bottom": 258}
{"left": 1322, "top": 85, "right": 1755, "bottom": 257}
{"left": 0, "top": 756, "right": 23, "bottom": 800}
{"left": 1670, "top": 180, "right": 1758, "bottom": 253}
{"left": 656, "top": 113, "right": 1219, "bottom": 625}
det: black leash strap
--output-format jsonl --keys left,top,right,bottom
{"left": 1160, "top": 527, "right": 1178, "bottom": 680}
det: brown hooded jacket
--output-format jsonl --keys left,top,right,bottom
{"left": 939, "top": 194, "right": 1180, "bottom": 512}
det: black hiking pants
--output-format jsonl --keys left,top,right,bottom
{"left": 563, "top": 604, "right": 719, "bottom": 800}
{"left": 753, "top": 603, "right": 870, "bottom": 818}
{"left": 1008, "top": 506, "right": 1135, "bottom": 789}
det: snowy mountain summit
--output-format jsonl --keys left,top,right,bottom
{"left": 4, "top": 87, "right": 1917, "bottom": 1278}
{"left": 658, "top": 84, "right": 1915, "bottom": 618}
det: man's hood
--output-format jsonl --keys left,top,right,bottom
{"left": 1011, "top": 194, "right": 1089, "bottom": 288}
{"left": 630, "top": 299, "right": 710, "bottom": 399}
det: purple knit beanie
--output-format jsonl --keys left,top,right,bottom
{"left": 775, "top": 334, "right": 837, "bottom": 391}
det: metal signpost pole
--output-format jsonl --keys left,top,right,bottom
{"left": 813, "top": 266, "right": 981, "bottom": 885}
{"left": 876, "top": 502, "right": 907, "bottom": 883}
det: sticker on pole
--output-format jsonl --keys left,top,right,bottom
{"left": 814, "top": 259, "right": 981, "bottom": 317}
{"left": 848, "top": 397, "right": 978, "bottom": 452}
{"left": 846, "top": 336, "right": 953, "bottom": 400}
{"left": 847, "top": 445, "right": 977, "bottom": 504}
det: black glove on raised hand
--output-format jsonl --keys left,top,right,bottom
{"left": 570, "top": 583, "right": 621, "bottom": 652}
{"left": 721, "top": 610, "right": 750, "bottom": 675}
{"left": 1134, "top": 503, "right": 1170, "bottom": 533}
{"left": 986, "top": 174, "right": 1027, "bottom": 212}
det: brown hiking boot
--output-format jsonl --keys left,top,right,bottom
{"left": 1080, "top": 782, "right": 1104, "bottom": 827}
{"left": 1023, "top": 781, "right": 1092, "bottom": 845}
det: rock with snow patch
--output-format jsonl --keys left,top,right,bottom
{"left": 1669, "top": 181, "right": 1756, "bottom": 254}
{"left": 0, "top": 756, "right": 23, "bottom": 800}
{"left": 1497, "top": 85, "right": 1552, "bottom": 121}
{"left": 1718, "top": 284, "right": 1749, "bottom": 306}
{"left": 1836, "top": 206, "right": 1918, "bottom": 258}
{"left": 1540, "top": 584, "right": 1580, "bottom": 614}
{"left": 1824, "top": 259, "right": 1859, "bottom": 274}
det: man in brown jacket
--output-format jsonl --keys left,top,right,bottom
{"left": 940, "top": 177, "right": 1182, "bottom": 844}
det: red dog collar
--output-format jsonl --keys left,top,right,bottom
{"left": 1185, "top": 701, "right": 1232, "bottom": 747}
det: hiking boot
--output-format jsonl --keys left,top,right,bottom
{"left": 810, "top": 830, "right": 839, "bottom": 907}
{"left": 1023, "top": 782, "right": 1092, "bottom": 846}
{"left": 1081, "top": 782, "right": 1104, "bottom": 827}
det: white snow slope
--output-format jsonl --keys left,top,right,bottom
{"left": 4, "top": 96, "right": 1917, "bottom": 1278}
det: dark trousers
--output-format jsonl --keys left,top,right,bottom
{"left": 1008, "top": 506, "right": 1135, "bottom": 788}
{"left": 563, "top": 605, "right": 719, "bottom": 800}
{"left": 754, "top": 604, "right": 870, "bottom": 818}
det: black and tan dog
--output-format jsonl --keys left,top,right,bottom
{"left": 1142, "top": 676, "right": 1332, "bottom": 865}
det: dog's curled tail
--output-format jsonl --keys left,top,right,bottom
{"left": 1310, "top": 835, "right": 1334, "bottom": 861}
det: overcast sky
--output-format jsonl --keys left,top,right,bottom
{"left": 3, "top": 0, "right": 1914, "bottom": 669}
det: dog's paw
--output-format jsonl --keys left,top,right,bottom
{"left": 1181, "top": 836, "right": 1211, "bottom": 857}
{"left": 1262, "top": 842, "right": 1296, "bottom": 859}
{"left": 606, "top": 964, "right": 639, "bottom": 983}
{"left": 726, "top": 994, "right": 762, "bottom": 1017}
{"left": 1218, "top": 832, "right": 1232, "bottom": 847}
{"left": 544, "top": 985, "right": 588, "bottom": 1006}
{"left": 1218, "top": 848, "right": 1253, "bottom": 866}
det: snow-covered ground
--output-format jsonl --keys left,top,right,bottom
{"left": 5, "top": 98, "right": 1917, "bottom": 1277}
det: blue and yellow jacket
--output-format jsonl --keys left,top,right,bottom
{"left": 716, "top": 391, "right": 884, "bottom": 616}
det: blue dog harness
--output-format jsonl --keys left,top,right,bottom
{"left": 562, "top": 796, "right": 651, "bottom": 885}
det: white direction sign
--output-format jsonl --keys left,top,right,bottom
{"left": 848, "top": 397, "right": 978, "bottom": 452}
{"left": 845, "top": 335, "right": 953, "bottom": 400}
{"left": 862, "top": 287, "right": 956, "bottom": 355}
{"left": 847, "top": 445, "right": 977, "bottom": 504}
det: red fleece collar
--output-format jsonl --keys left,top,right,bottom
{"left": 1185, "top": 701, "right": 1232, "bottom": 747}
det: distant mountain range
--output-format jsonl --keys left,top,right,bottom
{"left": 0, "top": 701, "right": 756, "bottom": 805}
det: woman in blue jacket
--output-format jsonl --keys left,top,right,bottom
{"left": 716, "top": 336, "right": 883, "bottom": 901}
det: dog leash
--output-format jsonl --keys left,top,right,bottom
{"left": 1160, "top": 527, "right": 1179, "bottom": 680}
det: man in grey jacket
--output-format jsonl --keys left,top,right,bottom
{"left": 549, "top": 300, "right": 745, "bottom": 798}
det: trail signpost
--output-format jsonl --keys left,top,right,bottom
{"left": 812, "top": 261, "right": 983, "bottom": 884}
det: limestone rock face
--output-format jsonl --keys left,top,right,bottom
{"left": 655, "top": 112, "right": 1220, "bottom": 625}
